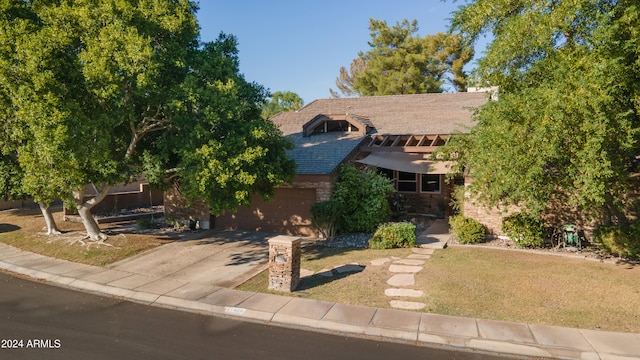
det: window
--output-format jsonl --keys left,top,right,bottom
{"left": 377, "top": 169, "right": 441, "bottom": 193}
{"left": 421, "top": 174, "right": 440, "bottom": 192}
{"left": 378, "top": 168, "right": 394, "bottom": 180}
{"left": 312, "top": 120, "right": 359, "bottom": 134}
{"left": 397, "top": 171, "right": 417, "bottom": 192}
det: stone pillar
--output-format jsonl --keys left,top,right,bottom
{"left": 268, "top": 235, "right": 302, "bottom": 292}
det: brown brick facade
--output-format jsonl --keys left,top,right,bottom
{"left": 163, "top": 184, "right": 212, "bottom": 229}
{"left": 463, "top": 194, "right": 518, "bottom": 237}
{"left": 164, "top": 175, "right": 333, "bottom": 236}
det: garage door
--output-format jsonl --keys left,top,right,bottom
{"left": 216, "top": 188, "right": 317, "bottom": 236}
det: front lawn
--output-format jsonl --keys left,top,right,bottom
{"left": 0, "top": 207, "right": 174, "bottom": 266}
{"left": 238, "top": 245, "right": 640, "bottom": 333}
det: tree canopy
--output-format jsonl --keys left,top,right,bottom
{"left": 261, "top": 91, "right": 304, "bottom": 119}
{"left": 0, "top": 0, "right": 296, "bottom": 239}
{"left": 330, "top": 18, "right": 473, "bottom": 97}
{"left": 441, "top": 0, "right": 640, "bottom": 225}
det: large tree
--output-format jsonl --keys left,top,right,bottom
{"left": 330, "top": 19, "right": 473, "bottom": 97}
{"left": 261, "top": 91, "right": 304, "bottom": 119}
{"left": 441, "top": 0, "right": 640, "bottom": 224}
{"left": 0, "top": 0, "right": 295, "bottom": 241}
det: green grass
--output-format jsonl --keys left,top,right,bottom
{"left": 420, "top": 247, "right": 640, "bottom": 333}
{"left": 238, "top": 245, "right": 640, "bottom": 333}
{"left": 239, "top": 246, "right": 412, "bottom": 308}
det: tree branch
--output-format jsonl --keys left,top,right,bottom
{"left": 125, "top": 105, "right": 170, "bottom": 159}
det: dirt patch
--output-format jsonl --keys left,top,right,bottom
{"left": 0, "top": 206, "right": 209, "bottom": 266}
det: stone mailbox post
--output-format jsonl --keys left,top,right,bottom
{"left": 268, "top": 235, "right": 302, "bottom": 292}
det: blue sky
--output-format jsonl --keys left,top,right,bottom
{"left": 196, "top": 1, "right": 484, "bottom": 104}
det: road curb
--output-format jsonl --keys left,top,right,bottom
{"left": 2, "top": 243, "right": 640, "bottom": 360}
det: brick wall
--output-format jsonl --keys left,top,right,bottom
{"left": 164, "top": 175, "right": 333, "bottom": 235}
{"left": 463, "top": 194, "right": 518, "bottom": 237}
{"left": 0, "top": 199, "right": 37, "bottom": 211}
{"left": 163, "top": 184, "right": 212, "bottom": 228}
{"left": 285, "top": 174, "right": 334, "bottom": 201}
{"left": 462, "top": 184, "right": 596, "bottom": 239}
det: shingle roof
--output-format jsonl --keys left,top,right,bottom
{"left": 271, "top": 92, "right": 489, "bottom": 175}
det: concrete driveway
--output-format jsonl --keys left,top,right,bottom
{"left": 107, "top": 230, "right": 273, "bottom": 288}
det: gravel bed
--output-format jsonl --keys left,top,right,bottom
{"left": 315, "top": 233, "right": 372, "bottom": 248}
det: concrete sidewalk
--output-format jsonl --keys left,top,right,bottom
{"left": 1, "top": 231, "right": 639, "bottom": 359}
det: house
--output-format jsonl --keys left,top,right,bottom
{"left": 207, "top": 92, "right": 490, "bottom": 236}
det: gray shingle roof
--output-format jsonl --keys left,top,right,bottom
{"left": 271, "top": 92, "right": 488, "bottom": 175}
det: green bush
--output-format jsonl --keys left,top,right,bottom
{"left": 449, "top": 215, "right": 485, "bottom": 244}
{"left": 501, "top": 212, "right": 545, "bottom": 248}
{"left": 369, "top": 222, "right": 416, "bottom": 249}
{"left": 311, "top": 199, "right": 341, "bottom": 240}
{"left": 332, "top": 165, "right": 395, "bottom": 233}
{"left": 594, "top": 223, "right": 640, "bottom": 259}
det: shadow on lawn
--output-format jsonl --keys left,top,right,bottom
{"left": 296, "top": 264, "right": 366, "bottom": 291}
{"left": 0, "top": 223, "right": 20, "bottom": 234}
{"left": 302, "top": 245, "right": 363, "bottom": 261}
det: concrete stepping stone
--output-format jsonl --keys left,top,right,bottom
{"left": 412, "top": 248, "right": 435, "bottom": 255}
{"left": 389, "top": 264, "right": 423, "bottom": 273}
{"left": 334, "top": 263, "right": 364, "bottom": 274}
{"left": 370, "top": 258, "right": 391, "bottom": 266}
{"left": 385, "top": 288, "right": 424, "bottom": 297}
{"left": 407, "top": 254, "right": 431, "bottom": 260}
{"left": 390, "top": 300, "right": 426, "bottom": 310}
{"left": 387, "top": 274, "right": 414, "bottom": 287}
{"left": 393, "top": 259, "right": 425, "bottom": 266}
{"left": 300, "top": 268, "right": 314, "bottom": 277}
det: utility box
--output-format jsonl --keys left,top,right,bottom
{"left": 268, "top": 236, "right": 302, "bottom": 292}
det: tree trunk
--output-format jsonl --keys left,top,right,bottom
{"left": 73, "top": 185, "right": 111, "bottom": 241}
{"left": 38, "top": 202, "right": 61, "bottom": 235}
{"left": 77, "top": 205, "right": 107, "bottom": 241}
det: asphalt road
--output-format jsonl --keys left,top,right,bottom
{"left": 0, "top": 271, "right": 520, "bottom": 360}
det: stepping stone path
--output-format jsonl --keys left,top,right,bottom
{"left": 372, "top": 247, "right": 437, "bottom": 310}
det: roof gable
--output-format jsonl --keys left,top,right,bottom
{"left": 302, "top": 114, "right": 372, "bottom": 137}
{"left": 269, "top": 92, "right": 490, "bottom": 175}
{"left": 272, "top": 92, "right": 489, "bottom": 136}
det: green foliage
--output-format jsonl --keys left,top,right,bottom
{"left": 369, "top": 222, "right": 416, "bottom": 249}
{"left": 501, "top": 212, "right": 545, "bottom": 248}
{"left": 261, "top": 91, "right": 304, "bottom": 119}
{"left": 449, "top": 215, "right": 485, "bottom": 244}
{"left": 594, "top": 223, "right": 640, "bottom": 259}
{"left": 310, "top": 200, "right": 341, "bottom": 240}
{"left": 442, "top": 0, "right": 640, "bottom": 223}
{"left": 330, "top": 19, "right": 473, "bottom": 97}
{"left": 450, "top": 185, "right": 466, "bottom": 216}
{"left": 136, "top": 217, "right": 156, "bottom": 230}
{"left": 0, "top": 2, "right": 296, "bottom": 226}
{"left": 332, "top": 165, "right": 394, "bottom": 233}
{"left": 0, "top": 155, "right": 25, "bottom": 200}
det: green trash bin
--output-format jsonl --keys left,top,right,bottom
{"left": 562, "top": 224, "right": 580, "bottom": 248}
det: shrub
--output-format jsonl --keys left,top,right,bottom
{"left": 369, "top": 222, "right": 416, "bottom": 249}
{"left": 136, "top": 217, "right": 156, "bottom": 230}
{"left": 390, "top": 193, "right": 409, "bottom": 221}
{"left": 594, "top": 223, "right": 640, "bottom": 259}
{"left": 501, "top": 212, "right": 545, "bottom": 248}
{"left": 449, "top": 215, "right": 485, "bottom": 244}
{"left": 310, "top": 199, "right": 341, "bottom": 240}
{"left": 332, "top": 165, "right": 395, "bottom": 233}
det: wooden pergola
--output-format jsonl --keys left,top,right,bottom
{"left": 359, "top": 134, "right": 451, "bottom": 153}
